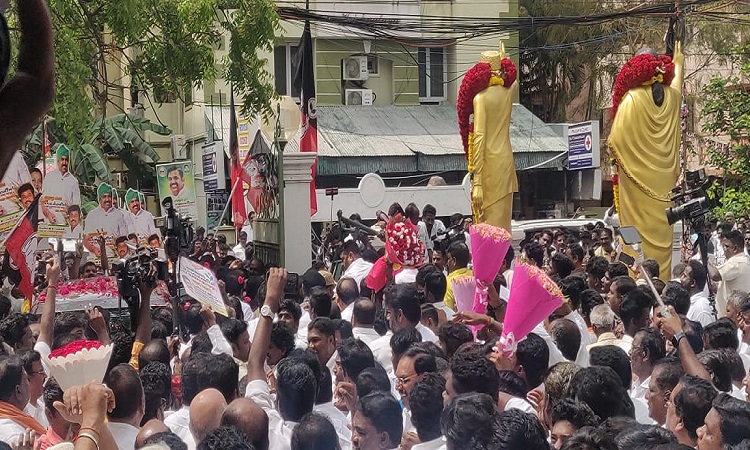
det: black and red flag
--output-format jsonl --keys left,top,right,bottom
{"left": 293, "top": 20, "right": 318, "bottom": 216}
{"left": 3, "top": 194, "right": 39, "bottom": 311}
{"left": 229, "top": 89, "right": 248, "bottom": 229}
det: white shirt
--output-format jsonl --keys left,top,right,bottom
{"left": 418, "top": 220, "right": 446, "bottom": 254}
{"left": 531, "top": 322, "right": 567, "bottom": 368}
{"left": 618, "top": 334, "right": 633, "bottom": 355}
{"left": 342, "top": 258, "right": 374, "bottom": 288}
{"left": 633, "top": 398, "right": 656, "bottom": 425}
{"left": 416, "top": 323, "right": 438, "bottom": 343}
{"left": 687, "top": 292, "right": 715, "bottom": 327}
{"left": 370, "top": 332, "right": 394, "bottom": 374}
{"left": 127, "top": 209, "right": 160, "bottom": 245}
{"left": 413, "top": 437, "right": 446, "bottom": 450}
{"left": 107, "top": 422, "right": 140, "bottom": 450}
{"left": 505, "top": 397, "right": 537, "bottom": 416}
{"left": 631, "top": 376, "right": 650, "bottom": 403}
{"left": 717, "top": 253, "right": 750, "bottom": 317}
{"left": 241, "top": 223, "right": 254, "bottom": 242}
{"left": 341, "top": 303, "right": 354, "bottom": 322}
{"left": 164, "top": 405, "right": 191, "bottom": 441}
{"left": 564, "top": 310, "right": 593, "bottom": 366}
{"left": 233, "top": 244, "right": 246, "bottom": 261}
{"left": 314, "top": 402, "right": 352, "bottom": 449}
{"left": 178, "top": 324, "right": 233, "bottom": 361}
{"left": 63, "top": 222, "right": 83, "bottom": 240}
{"left": 245, "top": 379, "right": 296, "bottom": 450}
{"left": 0, "top": 418, "right": 27, "bottom": 445}
{"left": 83, "top": 205, "right": 130, "bottom": 257}
{"left": 41, "top": 169, "right": 81, "bottom": 224}
{"left": 24, "top": 398, "right": 48, "bottom": 429}
{"left": 352, "top": 327, "right": 381, "bottom": 347}
{"left": 432, "top": 302, "right": 455, "bottom": 322}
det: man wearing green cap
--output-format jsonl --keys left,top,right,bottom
{"left": 124, "top": 188, "right": 159, "bottom": 246}
{"left": 83, "top": 182, "right": 129, "bottom": 258}
{"left": 40, "top": 144, "right": 80, "bottom": 225}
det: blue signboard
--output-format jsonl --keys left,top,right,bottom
{"left": 567, "top": 121, "right": 600, "bottom": 170}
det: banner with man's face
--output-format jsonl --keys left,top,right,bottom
{"left": 156, "top": 161, "right": 197, "bottom": 218}
{"left": 39, "top": 144, "right": 81, "bottom": 239}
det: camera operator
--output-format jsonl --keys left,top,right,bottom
{"left": 707, "top": 230, "right": 750, "bottom": 318}
{"left": 0, "top": 0, "right": 55, "bottom": 181}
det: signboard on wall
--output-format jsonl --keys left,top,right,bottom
{"left": 567, "top": 121, "right": 600, "bottom": 170}
{"left": 202, "top": 141, "right": 226, "bottom": 192}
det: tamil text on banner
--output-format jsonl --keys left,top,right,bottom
{"left": 0, "top": 152, "right": 34, "bottom": 247}
{"left": 179, "top": 256, "right": 228, "bottom": 316}
{"left": 156, "top": 161, "right": 198, "bottom": 219}
{"left": 39, "top": 144, "right": 81, "bottom": 239}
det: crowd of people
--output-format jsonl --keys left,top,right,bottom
{"left": 2, "top": 202, "right": 750, "bottom": 450}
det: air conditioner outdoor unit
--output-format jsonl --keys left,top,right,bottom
{"left": 342, "top": 56, "right": 369, "bottom": 81}
{"left": 345, "top": 89, "right": 374, "bottom": 106}
{"left": 171, "top": 134, "right": 187, "bottom": 160}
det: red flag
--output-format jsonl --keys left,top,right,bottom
{"left": 293, "top": 21, "right": 318, "bottom": 216}
{"left": 43, "top": 129, "right": 51, "bottom": 157}
{"left": 5, "top": 195, "right": 39, "bottom": 310}
{"left": 229, "top": 90, "right": 247, "bottom": 230}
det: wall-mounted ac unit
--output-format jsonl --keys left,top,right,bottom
{"left": 345, "top": 89, "right": 374, "bottom": 106}
{"left": 171, "top": 134, "right": 187, "bottom": 160}
{"left": 342, "top": 56, "right": 369, "bottom": 81}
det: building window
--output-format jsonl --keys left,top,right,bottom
{"left": 274, "top": 44, "right": 300, "bottom": 99}
{"left": 418, "top": 47, "right": 446, "bottom": 102}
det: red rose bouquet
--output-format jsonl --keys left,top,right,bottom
{"left": 366, "top": 214, "right": 425, "bottom": 293}
{"left": 47, "top": 340, "right": 113, "bottom": 390}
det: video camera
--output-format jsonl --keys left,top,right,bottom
{"left": 434, "top": 223, "right": 466, "bottom": 253}
{"left": 161, "top": 196, "right": 194, "bottom": 262}
{"left": 665, "top": 169, "right": 715, "bottom": 227}
{"left": 112, "top": 246, "right": 169, "bottom": 331}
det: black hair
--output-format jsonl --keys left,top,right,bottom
{"left": 308, "top": 316, "right": 336, "bottom": 338}
{"left": 590, "top": 345, "right": 632, "bottom": 389}
{"left": 356, "top": 365, "right": 391, "bottom": 398}
{"left": 0, "top": 356, "right": 24, "bottom": 402}
{"left": 390, "top": 327, "right": 422, "bottom": 361}
{"left": 270, "top": 322, "right": 296, "bottom": 359}
{"left": 663, "top": 282, "right": 691, "bottom": 316}
{"left": 524, "top": 241, "right": 545, "bottom": 268}
{"left": 441, "top": 393, "right": 499, "bottom": 450}
{"left": 446, "top": 241, "right": 471, "bottom": 268}
{"left": 449, "top": 349, "right": 500, "bottom": 402}
{"left": 640, "top": 259, "right": 660, "bottom": 280}
{"left": 420, "top": 304, "right": 438, "bottom": 326}
{"left": 712, "top": 393, "right": 750, "bottom": 446}
{"left": 607, "top": 262, "right": 629, "bottom": 279}
{"left": 337, "top": 338, "right": 375, "bottom": 381}
{"left": 0, "top": 296, "right": 11, "bottom": 321}
{"left": 560, "top": 427, "right": 618, "bottom": 450}
{"left": 276, "top": 356, "right": 318, "bottom": 422}
{"left": 0, "top": 313, "right": 28, "bottom": 348}
{"left": 497, "top": 370, "right": 529, "bottom": 397}
{"left": 437, "top": 322, "right": 473, "bottom": 359}
{"left": 182, "top": 352, "right": 239, "bottom": 404}
{"left": 550, "top": 399, "right": 600, "bottom": 429}
{"left": 105, "top": 364, "right": 144, "bottom": 420}
{"left": 581, "top": 289, "right": 605, "bottom": 322}
{"left": 680, "top": 318, "right": 704, "bottom": 355}
{"left": 291, "top": 412, "right": 340, "bottom": 450}
{"left": 620, "top": 286, "right": 654, "bottom": 329}
{"left": 686, "top": 260, "right": 708, "bottom": 290}
{"left": 340, "top": 240, "right": 362, "bottom": 258}
{"left": 17, "top": 349, "right": 40, "bottom": 375}
{"left": 697, "top": 349, "right": 735, "bottom": 392}
{"left": 356, "top": 392, "right": 403, "bottom": 448}
{"left": 570, "top": 366, "right": 635, "bottom": 420}
{"left": 550, "top": 319, "right": 581, "bottom": 362}
{"left": 353, "top": 298, "right": 376, "bottom": 326}
{"left": 636, "top": 327, "right": 667, "bottom": 365}
{"left": 402, "top": 346, "right": 438, "bottom": 376}
{"left": 653, "top": 357, "right": 685, "bottom": 393}
{"left": 109, "top": 331, "right": 135, "bottom": 371}
{"left": 704, "top": 318, "right": 739, "bottom": 350}
{"left": 517, "top": 333, "right": 549, "bottom": 389}
{"left": 150, "top": 320, "right": 170, "bottom": 340}
{"left": 569, "top": 243, "right": 585, "bottom": 263}
{"left": 384, "top": 283, "right": 421, "bottom": 325}
{"left": 724, "top": 230, "right": 745, "bottom": 250}
{"left": 614, "top": 425, "right": 676, "bottom": 450}
{"left": 612, "top": 276, "right": 637, "bottom": 298}
{"left": 494, "top": 408, "right": 549, "bottom": 450}
{"left": 551, "top": 253, "right": 575, "bottom": 279}
{"left": 586, "top": 256, "right": 609, "bottom": 280}
{"left": 560, "top": 275, "right": 587, "bottom": 310}
{"left": 308, "top": 286, "right": 332, "bottom": 318}
{"left": 404, "top": 203, "right": 420, "bottom": 223}
{"left": 139, "top": 361, "right": 171, "bottom": 425}
{"left": 182, "top": 301, "right": 204, "bottom": 335}
{"left": 409, "top": 372, "right": 445, "bottom": 442}
{"left": 220, "top": 318, "right": 248, "bottom": 345}
{"left": 674, "top": 375, "right": 716, "bottom": 441}
{"left": 417, "top": 265, "right": 448, "bottom": 303}
{"left": 197, "top": 426, "right": 254, "bottom": 450}
{"left": 279, "top": 299, "right": 303, "bottom": 322}
{"left": 190, "top": 332, "right": 213, "bottom": 356}
{"left": 332, "top": 319, "right": 353, "bottom": 340}
{"left": 143, "top": 432, "right": 188, "bottom": 450}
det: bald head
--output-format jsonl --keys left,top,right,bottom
{"left": 353, "top": 298, "right": 376, "bottom": 327}
{"left": 189, "top": 388, "right": 227, "bottom": 443}
{"left": 139, "top": 340, "right": 170, "bottom": 369}
{"left": 135, "top": 419, "right": 170, "bottom": 449}
{"left": 336, "top": 277, "right": 359, "bottom": 307}
{"left": 221, "top": 398, "right": 270, "bottom": 450}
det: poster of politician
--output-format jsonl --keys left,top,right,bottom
{"left": 39, "top": 144, "right": 81, "bottom": 239}
{"left": 156, "top": 161, "right": 197, "bottom": 219}
{"left": 82, "top": 183, "right": 130, "bottom": 259}
{"left": 0, "top": 152, "right": 35, "bottom": 246}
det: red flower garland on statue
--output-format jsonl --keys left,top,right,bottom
{"left": 611, "top": 53, "right": 675, "bottom": 119}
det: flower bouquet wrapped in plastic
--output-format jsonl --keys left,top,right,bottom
{"left": 366, "top": 214, "right": 425, "bottom": 292}
{"left": 452, "top": 275, "right": 485, "bottom": 336}
{"left": 497, "top": 262, "right": 563, "bottom": 357}
{"left": 469, "top": 223, "right": 512, "bottom": 316}
{"left": 46, "top": 340, "right": 113, "bottom": 391}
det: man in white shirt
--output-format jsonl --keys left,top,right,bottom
{"left": 340, "top": 240, "right": 373, "bottom": 288}
{"left": 351, "top": 298, "right": 381, "bottom": 346}
{"left": 416, "top": 265, "right": 453, "bottom": 324}
{"left": 19, "top": 351, "right": 48, "bottom": 428}
{"left": 124, "top": 188, "right": 160, "bottom": 246}
{"left": 83, "top": 183, "right": 129, "bottom": 258}
{"left": 409, "top": 372, "right": 446, "bottom": 450}
{"left": 351, "top": 391, "right": 402, "bottom": 450}
{"left": 63, "top": 205, "right": 84, "bottom": 239}
{"left": 395, "top": 348, "right": 437, "bottom": 436}
{"left": 104, "top": 364, "right": 145, "bottom": 450}
{"left": 384, "top": 283, "right": 437, "bottom": 344}
{"left": 233, "top": 231, "right": 249, "bottom": 261}
{"left": 40, "top": 145, "right": 81, "bottom": 226}
{"left": 336, "top": 277, "right": 359, "bottom": 322}
{"left": 680, "top": 260, "right": 715, "bottom": 327}
{"left": 307, "top": 317, "right": 338, "bottom": 387}
{"left": 418, "top": 204, "right": 446, "bottom": 261}
{"left": 587, "top": 304, "right": 622, "bottom": 351}
{"left": 710, "top": 230, "right": 750, "bottom": 318}
{"left": 0, "top": 356, "right": 45, "bottom": 445}
{"left": 241, "top": 211, "right": 255, "bottom": 244}
{"left": 629, "top": 329, "right": 666, "bottom": 403}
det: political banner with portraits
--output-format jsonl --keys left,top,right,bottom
{"left": 156, "top": 161, "right": 197, "bottom": 219}
{"left": 39, "top": 144, "right": 81, "bottom": 239}
{"left": 0, "top": 152, "right": 34, "bottom": 247}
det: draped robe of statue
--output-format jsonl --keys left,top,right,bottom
{"left": 471, "top": 72, "right": 519, "bottom": 233}
{"left": 608, "top": 48, "right": 683, "bottom": 281}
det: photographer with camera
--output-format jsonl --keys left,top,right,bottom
{"left": 707, "top": 230, "right": 750, "bottom": 318}
{"left": 0, "top": 0, "right": 55, "bottom": 182}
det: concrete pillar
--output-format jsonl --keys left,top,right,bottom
{"left": 282, "top": 151, "right": 316, "bottom": 274}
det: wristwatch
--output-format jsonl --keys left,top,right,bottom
{"left": 260, "top": 304, "right": 274, "bottom": 319}
{"left": 671, "top": 332, "right": 686, "bottom": 348}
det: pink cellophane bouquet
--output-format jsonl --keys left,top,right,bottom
{"left": 469, "top": 223, "right": 511, "bottom": 315}
{"left": 452, "top": 275, "right": 486, "bottom": 336}
{"left": 47, "top": 340, "right": 113, "bottom": 391}
{"left": 366, "top": 214, "right": 425, "bottom": 292}
{"left": 499, "top": 262, "right": 563, "bottom": 356}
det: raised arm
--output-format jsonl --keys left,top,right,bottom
{"left": 0, "top": 0, "right": 55, "bottom": 178}
{"left": 658, "top": 306, "right": 712, "bottom": 382}
{"left": 38, "top": 256, "right": 59, "bottom": 347}
{"left": 247, "top": 268, "right": 287, "bottom": 382}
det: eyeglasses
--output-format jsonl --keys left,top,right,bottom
{"left": 29, "top": 370, "right": 46, "bottom": 378}
{"left": 396, "top": 373, "right": 418, "bottom": 386}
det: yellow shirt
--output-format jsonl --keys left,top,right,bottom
{"left": 445, "top": 267, "right": 474, "bottom": 311}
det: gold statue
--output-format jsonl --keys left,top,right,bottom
{"left": 608, "top": 42, "right": 684, "bottom": 280}
{"left": 458, "top": 43, "right": 518, "bottom": 233}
